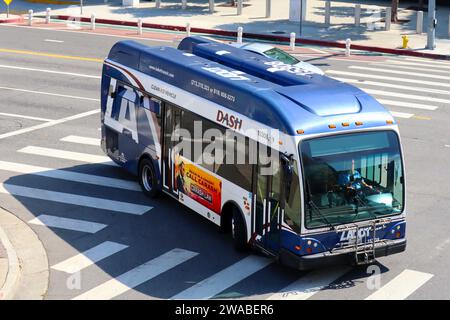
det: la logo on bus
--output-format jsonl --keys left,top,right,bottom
{"left": 216, "top": 110, "right": 243, "bottom": 130}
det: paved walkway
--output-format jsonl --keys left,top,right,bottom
{"left": 3, "top": 0, "right": 450, "bottom": 55}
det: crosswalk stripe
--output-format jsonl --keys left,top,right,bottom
{"left": 363, "top": 88, "right": 449, "bottom": 104}
{"left": 51, "top": 241, "right": 128, "bottom": 274}
{"left": 333, "top": 77, "right": 450, "bottom": 96}
{"left": 404, "top": 57, "right": 450, "bottom": 66}
{"left": 60, "top": 135, "right": 100, "bottom": 146}
{"left": 326, "top": 70, "right": 450, "bottom": 88}
{"left": 383, "top": 59, "right": 450, "bottom": 70}
{"left": 365, "top": 269, "right": 433, "bottom": 300}
{"left": 18, "top": 146, "right": 116, "bottom": 166}
{"left": 389, "top": 111, "right": 415, "bottom": 119}
{"left": 171, "top": 255, "right": 272, "bottom": 300}
{"left": 0, "top": 183, "right": 152, "bottom": 215}
{"left": 29, "top": 214, "right": 107, "bottom": 233}
{"left": 72, "top": 248, "right": 199, "bottom": 300}
{"left": 0, "top": 160, "right": 140, "bottom": 191}
{"left": 267, "top": 267, "right": 350, "bottom": 300}
{"left": 372, "top": 62, "right": 450, "bottom": 74}
{"left": 377, "top": 99, "right": 437, "bottom": 111}
{"left": 0, "top": 112, "right": 54, "bottom": 122}
{"left": 349, "top": 66, "right": 450, "bottom": 81}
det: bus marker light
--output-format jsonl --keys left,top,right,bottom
{"left": 355, "top": 121, "right": 363, "bottom": 126}
{"left": 342, "top": 122, "right": 350, "bottom": 127}
{"left": 306, "top": 247, "right": 312, "bottom": 254}
{"left": 307, "top": 240, "right": 312, "bottom": 245}
{"left": 296, "top": 129, "right": 305, "bottom": 134}
{"left": 396, "top": 232, "right": 401, "bottom": 238}
{"left": 295, "top": 245, "right": 301, "bottom": 251}
{"left": 386, "top": 120, "right": 394, "bottom": 124}
{"left": 328, "top": 124, "right": 336, "bottom": 129}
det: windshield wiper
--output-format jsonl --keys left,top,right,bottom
{"left": 308, "top": 200, "right": 336, "bottom": 231}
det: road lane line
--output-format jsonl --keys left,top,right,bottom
{"left": 332, "top": 77, "right": 450, "bottom": 96}
{"left": 349, "top": 66, "right": 450, "bottom": 81}
{"left": 0, "top": 112, "right": 54, "bottom": 122}
{"left": 377, "top": 99, "right": 437, "bottom": 111}
{"left": 73, "top": 248, "right": 198, "bottom": 300}
{"left": 0, "top": 64, "right": 100, "bottom": 79}
{"left": 171, "top": 256, "right": 272, "bottom": 300}
{"left": 18, "top": 146, "right": 115, "bottom": 166}
{"left": 0, "top": 183, "right": 152, "bottom": 215}
{"left": 0, "top": 160, "right": 140, "bottom": 191}
{"left": 51, "top": 241, "right": 128, "bottom": 274}
{"left": 60, "top": 135, "right": 100, "bottom": 146}
{"left": 326, "top": 70, "right": 450, "bottom": 88}
{"left": 267, "top": 267, "right": 351, "bottom": 300}
{"left": 44, "top": 39, "right": 64, "bottom": 43}
{"left": 0, "top": 86, "right": 99, "bottom": 101}
{"left": 365, "top": 269, "right": 433, "bottom": 300}
{"left": 29, "top": 214, "right": 107, "bottom": 233}
{"left": 0, "top": 109, "right": 99, "bottom": 140}
{"left": 389, "top": 111, "right": 415, "bottom": 119}
{"left": 363, "top": 88, "right": 449, "bottom": 104}
{"left": 0, "top": 48, "right": 103, "bottom": 63}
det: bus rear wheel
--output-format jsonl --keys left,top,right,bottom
{"left": 231, "top": 207, "right": 248, "bottom": 251}
{"left": 139, "top": 158, "right": 159, "bottom": 198}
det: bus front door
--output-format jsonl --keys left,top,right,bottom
{"left": 253, "top": 149, "right": 282, "bottom": 254}
{"left": 162, "top": 103, "right": 182, "bottom": 197}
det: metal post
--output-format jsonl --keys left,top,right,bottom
{"left": 237, "top": 0, "right": 243, "bottom": 16}
{"left": 385, "top": 7, "right": 391, "bottom": 31}
{"left": 417, "top": 10, "right": 423, "bottom": 34}
{"left": 237, "top": 26, "right": 243, "bottom": 44}
{"left": 448, "top": 14, "right": 450, "bottom": 38}
{"left": 427, "top": 0, "right": 436, "bottom": 49}
{"left": 345, "top": 38, "right": 351, "bottom": 56}
{"left": 138, "top": 18, "right": 143, "bottom": 35}
{"left": 156, "top": 0, "right": 161, "bottom": 9}
{"left": 7, "top": 4, "right": 10, "bottom": 18}
{"left": 290, "top": 32, "right": 296, "bottom": 51}
{"left": 80, "top": 0, "right": 83, "bottom": 15}
{"left": 46, "top": 8, "right": 51, "bottom": 24}
{"left": 325, "top": 1, "right": 331, "bottom": 27}
{"left": 186, "top": 22, "right": 191, "bottom": 36}
{"left": 28, "top": 10, "right": 33, "bottom": 26}
{"left": 209, "top": 0, "right": 214, "bottom": 13}
{"left": 182, "top": 0, "right": 186, "bottom": 10}
{"left": 265, "top": 0, "right": 271, "bottom": 18}
{"left": 91, "top": 13, "right": 95, "bottom": 30}
{"left": 355, "top": 4, "right": 361, "bottom": 26}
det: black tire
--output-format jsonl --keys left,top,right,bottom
{"left": 231, "top": 207, "right": 248, "bottom": 251}
{"left": 139, "top": 158, "right": 159, "bottom": 198}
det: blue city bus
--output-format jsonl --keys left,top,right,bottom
{"left": 100, "top": 37, "right": 406, "bottom": 270}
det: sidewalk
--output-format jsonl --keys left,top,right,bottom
{"left": 0, "top": 207, "right": 49, "bottom": 300}
{"left": 2, "top": 0, "right": 450, "bottom": 57}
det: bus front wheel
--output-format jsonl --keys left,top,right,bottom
{"left": 139, "top": 158, "right": 159, "bottom": 198}
{"left": 231, "top": 207, "right": 248, "bottom": 251}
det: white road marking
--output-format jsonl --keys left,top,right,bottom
{"left": 0, "top": 64, "right": 100, "bottom": 79}
{"left": 363, "top": 88, "right": 449, "bottom": 104}
{"left": 44, "top": 39, "right": 64, "bottom": 43}
{"left": 267, "top": 267, "right": 350, "bottom": 300}
{"left": 18, "top": 146, "right": 115, "bottom": 166}
{"left": 383, "top": 59, "right": 450, "bottom": 70}
{"left": 366, "top": 269, "right": 433, "bottom": 300}
{"left": 333, "top": 77, "right": 450, "bottom": 96}
{"left": 60, "top": 135, "right": 100, "bottom": 146}
{"left": 0, "top": 183, "right": 152, "bottom": 215}
{"left": 389, "top": 111, "right": 415, "bottom": 119}
{"left": 171, "top": 256, "right": 272, "bottom": 300}
{"left": 0, "top": 109, "right": 99, "bottom": 140}
{"left": 372, "top": 62, "right": 450, "bottom": 74}
{"left": 445, "top": 145, "right": 450, "bottom": 148}
{"left": 29, "top": 214, "right": 107, "bottom": 233}
{"left": 73, "top": 248, "right": 198, "bottom": 300}
{"left": 377, "top": 99, "right": 437, "bottom": 111}
{"left": 349, "top": 66, "right": 450, "bottom": 81}
{"left": 0, "top": 160, "right": 140, "bottom": 191}
{"left": 405, "top": 57, "right": 450, "bottom": 66}
{"left": 0, "top": 111, "right": 54, "bottom": 122}
{"left": 51, "top": 241, "right": 128, "bottom": 274}
{"left": 326, "top": 70, "right": 450, "bottom": 88}
{"left": 0, "top": 86, "right": 99, "bottom": 101}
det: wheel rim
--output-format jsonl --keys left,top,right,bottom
{"left": 142, "top": 165, "right": 153, "bottom": 192}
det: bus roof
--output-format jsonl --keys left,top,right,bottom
{"left": 106, "top": 39, "right": 394, "bottom": 136}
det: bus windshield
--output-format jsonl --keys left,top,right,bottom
{"left": 300, "top": 131, "right": 404, "bottom": 229}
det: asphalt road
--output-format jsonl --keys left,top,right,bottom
{"left": 0, "top": 23, "right": 449, "bottom": 300}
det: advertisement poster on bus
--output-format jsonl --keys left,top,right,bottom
{"left": 174, "top": 155, "right": 222, "bottom": 214}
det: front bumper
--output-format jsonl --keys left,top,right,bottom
{"left": 279, "top": 238, "right": 407, "bottom": 271}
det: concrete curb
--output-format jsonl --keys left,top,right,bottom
{"left": 52, "top": 15, "right": 450, "bottom": 61}
{"left": 0, "top": 15, "right": 23, "bottom": 24}
{"left": 0, "top": 208, "right": 49, "bottom": 300}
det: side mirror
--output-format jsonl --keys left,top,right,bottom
{"left": 280, "top": 153, "right": 293, "bottom": 199}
